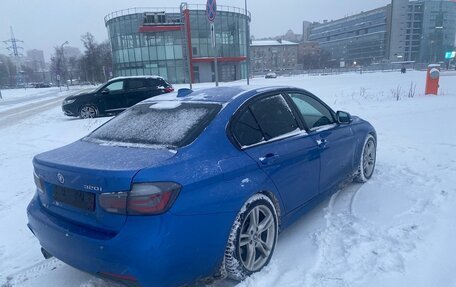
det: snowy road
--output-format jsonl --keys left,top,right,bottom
{"left": 0, "top": 97, "right": 65, "bottom": 129}
{"left": 1, "top": 71, "right": 456, "bottom": 287}
{"left": 0, "top": 86, "right": 93, "bottom": 115}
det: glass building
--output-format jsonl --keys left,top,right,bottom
{"left": 305, "top": 0, "right": 456, "bottom": 65}
{"left": 105, "top": 4, "right": 249, "bottom": 84}
{"left": 419, "top": 0, "right": 456, "bottom": 63}
{"left": 307, "top": 7, "right": 388, "bottom": 66}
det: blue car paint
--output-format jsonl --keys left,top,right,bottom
{"left": 28, "top": 193, "right": 238, "bottom": 286}
{"left": 242, "top": 132, "right": 321, "bottom": 212}
{"left": 27, "top": 86, "right": 376, "bottom": 287}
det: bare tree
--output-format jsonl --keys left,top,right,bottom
{"left": 81, "top": 32, "right": 100, "bottom": 83}
{"left": 98, "top": 40, "right": 113, "bottom": 82}
{"left": 0, "top": 55, "right": 17, "bottom": 87}
{"left": 50, "top": 46, "right": 66, "bottom": 85}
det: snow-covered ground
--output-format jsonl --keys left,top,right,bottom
{"left": 0, "top": 86, "right": 95, "bottom": 114}
{"left": 1, "top": 71, "right": 455, "bottom": 287}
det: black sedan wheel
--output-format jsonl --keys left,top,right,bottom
{"left": 79, "top": 105, "right": 98, "bottom": 119}
{"left": 224, "top": 194, "right": 278, "bottom": 280}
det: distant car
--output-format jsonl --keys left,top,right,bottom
{"left": 34, "top": 83, "right": 51, "bottom": 88}
{"left": 28, "top": 86, "right": 376, "bottom": 287}
{"left": 61, "top": 76, "right": 174, "bottom": 119}
{"left": 265, "top": 72, "right": 277, "bottom": 79}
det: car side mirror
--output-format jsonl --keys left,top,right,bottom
{"left": 101, "top": 89, "right": 109, "bottom": 95}
{"left": 336, "top": 111, "right": 352, "bottom": 124}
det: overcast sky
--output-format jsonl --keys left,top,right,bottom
{"left": 0, "top": 0, "right": 390, "bottom": 60}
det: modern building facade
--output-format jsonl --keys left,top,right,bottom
{"left": 105, "top": 4, "right": 249, "bottom": 84}
{"left": 305, "top": 0, "right": 456, "bottom": 65}
{"left": 404, "top": 1, "right": 425, "bottom": 61}
{"left": 307, "top": 7, "right": 389, "bottom": 66}
{"left": 250, "top": 40, "right": 298, "bottom": 72}
{"left": 419, "top": 0, "right": 456, "bottom": 63}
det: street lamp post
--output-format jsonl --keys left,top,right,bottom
{"left": 245, "top": 0, "right": 250, "bottom": 85}
{"left": 60, "top": 41, "right": 69, "bottom": 91}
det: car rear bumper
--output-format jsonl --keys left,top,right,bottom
{"left": 27, "top": 193, "right": 235, "bottom": 287}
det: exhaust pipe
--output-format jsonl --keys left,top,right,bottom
{"left": 41, "top": 247, "right": 53, "bottom": 259}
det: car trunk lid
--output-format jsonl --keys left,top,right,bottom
{"left": 33, "top": 140, "right": 176, "bottom": 234}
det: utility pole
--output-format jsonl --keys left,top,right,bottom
{"left": 60, "top": 41, "right": 69, "bottom": 91}
{"left": 3, "top": 27, "right": 23, "bottom": 58}
{"left": 3, "top": 26, "right": 24, "bottom": 87}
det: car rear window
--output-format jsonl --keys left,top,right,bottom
{"left": 149, "top": 78, "right": 170, "bottom": 88}
{"left": 85, "top": 102, "right": 221, "bottom": 148}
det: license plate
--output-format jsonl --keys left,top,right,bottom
{"left": 53, "top": 186, "right": 95, "bottom": 211}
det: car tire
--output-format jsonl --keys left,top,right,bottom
{"left": 354, "top": 134, "right": 376, "bottom": 182}
{"left": 224, "top": 194, "right": 278, "bottom": 280}
{"left": 79, "top": 105, "right": 98, "bottom": 119}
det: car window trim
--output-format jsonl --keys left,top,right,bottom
{"left": 241, "top": 129, "right": 308, "bottom": 150}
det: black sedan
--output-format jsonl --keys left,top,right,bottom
{"left": 62, "top": 76, "right": 174, "bottom": 118}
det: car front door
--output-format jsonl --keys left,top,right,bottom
{"left": 231, "top": 93, "right": 321, "bottom": 213}
{"left": 286, "top": 91, "right": 357, "bottom": 194}
{"left": 100, "top": 80, "right": 126, "bottom": 113}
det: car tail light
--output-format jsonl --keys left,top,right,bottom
{"left": 99, "top": 182, "right": 181, "bottom": 215}
{"left": 164, "top": 86, "right": 174, "bottom": 93}
{"left": 33, "top": 171, "right": 45, "bottom": 194}
{"left": 99, "top": 192, "right": 128, "bottom": 214}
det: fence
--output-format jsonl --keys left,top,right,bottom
{"left": 253, "top": 62, "right": 440, "bottom": 78}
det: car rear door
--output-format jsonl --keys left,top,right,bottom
{"left": 125, "top": 78, "right": 151, "bottom": 107}
{"left": 231, "top": 93, "right": 321, "bottom": 213}
{"left": 286, "top": 91, "right": 357, "bottom": 194}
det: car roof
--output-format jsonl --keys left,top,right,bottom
{"left": 109, "top": 75, "right": 164, "bottom": 82}
{"left": 144, "top": 86, "right": 298, "bottom": 104}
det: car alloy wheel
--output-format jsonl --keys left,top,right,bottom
{"left": 355, "top": 134, "right": 376, "bottom": 182}
{"left": 224, "top": 194, "right": 278, "bottom": 280}
{"left": 79, "top": 105, "right": 98, "bottom": 119}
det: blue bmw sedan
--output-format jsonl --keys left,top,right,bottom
{"left": 27, "top": 86, "right": 376, "bottom": 287}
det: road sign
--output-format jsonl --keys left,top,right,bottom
{"left": 445, "top": 51, "right": 455, "bottom": 59}
{"left": 206, "top": 0, "right": 217, "bottom": 22}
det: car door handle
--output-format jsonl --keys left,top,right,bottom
{"left": 259, "top": 153, "right": 280, "bottom": 165}
{"left": 316, "top": 139, "right": 328, "bottom": 147}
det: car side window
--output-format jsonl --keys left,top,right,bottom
{"left": 232, "top": 109, "right": 264, "bottom": 147}
{"left": 288, "top": 93, "right": 335, "bottom": 130}
{"left": 104, "top": 81, "right": 124, "bottom": 92}
{"left": 128, "top": 79, "right": 147, "bottom": 90}
{"left": 249, "top": 94, "right": 299, "bottom": 141}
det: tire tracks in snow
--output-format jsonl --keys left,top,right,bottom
{"left": 1, "top": 259, "right": 61, "bottom": 287}
{"left": 301, "top": 162, "right": 446, "bottom": 287}
{"left": 1, "top": 258, "right": 125, "bottom": 287}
